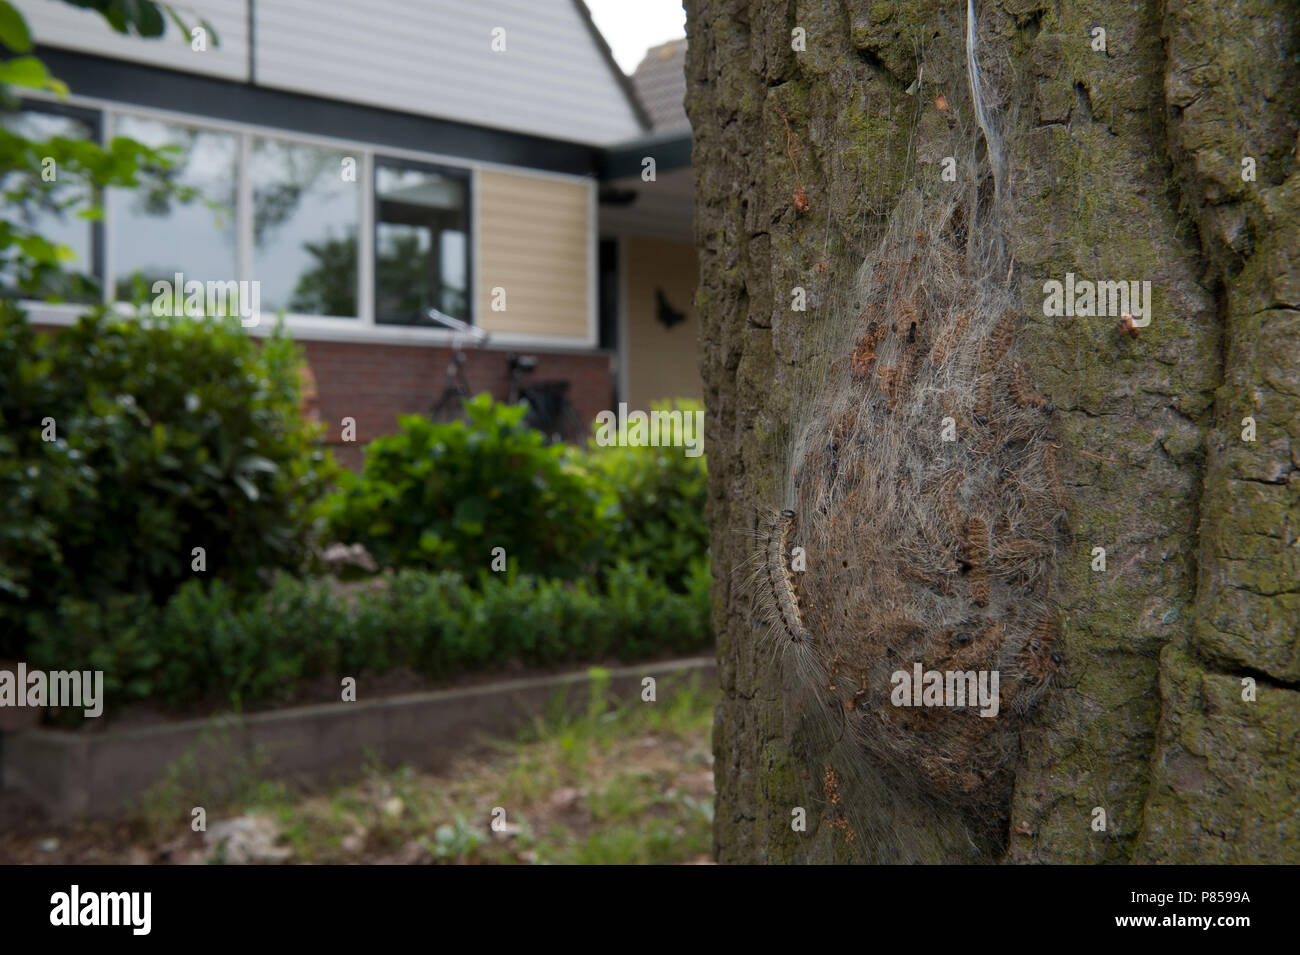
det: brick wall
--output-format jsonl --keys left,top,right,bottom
{"left": 301, "top": 340, "right": 616, "bottom": 470}
{"left": 30, "top": 323, "right": 616, "bottom": 471}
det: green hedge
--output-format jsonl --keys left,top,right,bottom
{"left": 321, "top": 396, "right": 709, "bottom": 591}
{"left": 585, "top": 400, "right": 709, "bottom": 592}
{"left": 321, "top": 395, "right": 605, "bottom": 580}
{"left": 0, "top": 306, "right": 334, "bottom": 655}
{"left": 26, "top": 559, "right": 712, "bottom": 719}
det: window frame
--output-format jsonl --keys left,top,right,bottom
{"left": 4, "top": 99, "right": 106, "bottom": 301}
{"left": 372, "top": 153, "right": 473, "bottom": 328}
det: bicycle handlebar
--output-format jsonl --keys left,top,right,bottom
{"left": 425, "top": 307, "right": 490, "bottom": 345}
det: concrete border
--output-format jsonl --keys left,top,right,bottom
{"left": 1, "top": 656, "right": 716, "bottom": 819}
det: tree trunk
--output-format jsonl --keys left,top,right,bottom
{"left": 687, "top": 0, "right": 1299, "bottom": 864}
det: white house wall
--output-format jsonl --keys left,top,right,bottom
{"left": 18, "top": 0, "right": 644, "bottom": 146}
{"left": 18, "top": 0, "right": 249, "bottom": 80}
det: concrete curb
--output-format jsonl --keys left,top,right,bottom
{"left": 1, "top": 656, "right": 717, "bottom": 819}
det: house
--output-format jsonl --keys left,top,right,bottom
{"left": 10, "top": 0, "right": 698, "bottom": 466}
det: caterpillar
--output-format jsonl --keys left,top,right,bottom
{"left": 972, "top": 372, "right": 994, "bottom": 424}
{"left": 928, "top": 308, "right": 973, "bottom": 366}
{"left": 1011, "top": 611, "right": 1061, "bottom": 714}
{"left": 765, "top": 508, "right": 811, "bottom": 645}
{"left": 821, "top": 764, "right": 856, "bottom": 842}
{"left": 1041, "top": 443, "right": 1068, "bottom": 509}
{"left": 964, "top": 516, "right": 991, "bottom": 607}
{"left": 982, "top": 307, "right": 1017, "bottom": 373}
{"left": 889, "top": 349, "right": 917, "bottom": 409}
{"left": 851, "top": 322, "right": 886, "bottom": 379}
{"left": 1008, "top": 361, "right": 1052, "bottom": 412}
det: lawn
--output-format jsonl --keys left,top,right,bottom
{"left": 0, "top": 673, "right": 717, "bottom": 865}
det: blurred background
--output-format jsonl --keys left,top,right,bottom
{"left": 0, "top": 0, "right": 715, "bottom": 865}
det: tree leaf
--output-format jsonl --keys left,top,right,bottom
{"left": 0, "top": 1, "right": 33, "bottom": 53}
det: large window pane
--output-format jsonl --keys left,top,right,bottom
{"left": 375, "top": 159, "right": 469, "bottom": 326}
{"left": 108, "top": 115, "right": 237, "bottom": 303}
{"left": 251, "top": 137, "right": 358, "bottom": 318}
{"left": 0, "top": 107, "right": 99, "bottom": 301}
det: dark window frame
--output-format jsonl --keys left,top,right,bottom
{"left": 372, "top": 153, "right": 474, "bottom": 328}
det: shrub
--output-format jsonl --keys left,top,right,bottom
{"left": 322, "top": 394, "right": 605, "bottom": 580}
{"left": 24, "top": 567, "right": 713, "bottom": 721}
{"left": 0, "top": 305, "right": 334, "bottom": 654}
{"left": 583, "top": 399, "right": 709, "bottom": 592}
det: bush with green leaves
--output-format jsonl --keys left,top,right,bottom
{"left": 25, "top": 564, "right": 713, "bottom": 720}
{"left": 0, "top": 306, "right": 334, "bottom": 654}
{"left": 322, "top": 394, "right": 606, "bottom": 580}
{"left": 584, "top": 399, "right": 708, "bottom": 592}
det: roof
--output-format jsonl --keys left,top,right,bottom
{"left": 630, "top": 38, "right": 690, "bottom": 134}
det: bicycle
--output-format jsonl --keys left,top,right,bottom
{"left": 428, "top": 307, "right": 490, "bottom": 423}
{"left": 426, "top": 309, "right": 585, "bottom": 444}
{"left": 507, "top": 353, "right": 585, "bottom": 445}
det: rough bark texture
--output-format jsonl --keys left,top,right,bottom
{"left": 687, "top": 0, "right": 1299, "bottom": 863}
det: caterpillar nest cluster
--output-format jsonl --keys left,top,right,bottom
{"left": 750, "top": 189, "right": 1068, "bottom": 814}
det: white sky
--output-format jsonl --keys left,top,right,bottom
{"left": 584, "top": 0, "right": 687, "bottom": 74}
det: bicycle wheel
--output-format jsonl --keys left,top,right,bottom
{"left": 431, "top": 388, "right": 471, "bottom": 423}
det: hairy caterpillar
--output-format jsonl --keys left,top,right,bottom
{"left": 850, "top": 321, "right": 887, "bottom": 379}
{"left": 928, "top": 309, "right": 973, "bottom": 366}
{"left": 821, "top": 765, "right": 856, "bottom": 841}
{"left": 1009, "top": 361, "right": 1052, "bottom": 411}
{"left": 1041, "top": 443, "right": 1068, "bottom": 509}
{"left": 982, "top": 308, "right": 1018, "bottom": 372}
{"left": 765, "top": 508, "right": 810, "bottom": 645}
{"left": 972, "top": 372, "right": 994, "bottom": 424}
{"left": 964, "top": 516, "right": 991, "bottom": 606}
{"left": 1010, "top": 611, "right": 1061, "bottom": 713}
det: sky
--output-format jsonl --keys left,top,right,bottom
{"left": 584, "top": 0, "right": 687, "bottom": 74}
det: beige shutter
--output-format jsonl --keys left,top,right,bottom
{"left": 477, "top": 170, "right": 591, "bottom": 341}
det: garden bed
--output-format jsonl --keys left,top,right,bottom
{"left": 0, "top": 656, "right": 715, "bottom": 819}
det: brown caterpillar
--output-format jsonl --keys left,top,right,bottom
{"left": 889, "top": 349, "right": 917, "bottom": 409}
{"left": 876, "top": 362, "right": 899, "bottom": 402}
{"left": 982, "top": 308, "right": 1018, "bottom": 373}
{"left": 928, "top": 308, "right": 973, "bottom": 366}
{"left": 964, "top": 516, "right": 991, "bottom": 607}
{"left": 850, "top": 321, "right": 886, "bottom": 379}
{"left": 972, "top": 372, "right": 994, "bottom": 424}
{"left": 766, "top": 508, "right": 810, "bottom": 644}
{"left": 821, "top": 765, "right": 856, "bottom": 842}
{"left": 1041, "top": 443, "right": 1068, "bottom": 509}
{"left": 1011, "top": 611, "right": 1061, "bottom": 713}
{"left": 948, "top": 618, "right": 1004, "bottom": 671}
{"left": 993, "top": 537, "right": 1051, "bottom": 585}
{"left": 1008, "top": 361, "right": 1051, "bottom": 411}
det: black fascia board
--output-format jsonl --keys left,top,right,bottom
{"left": 37, "top": 47, "right": 604, "bottom": 177}
{"left": 597, "top": 131, "right": 691, "bottom": 180}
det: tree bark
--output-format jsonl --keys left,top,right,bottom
{"left": 688, "top": 0, "right": 1299, "bottom": 863}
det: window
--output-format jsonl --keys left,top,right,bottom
{"left": 251, "top": 137, "right": 359, "bottom": 318}
{"left": 374, "top": 158, "right": 470, "bottom": 326}
{"left": 12, "top": 101, "right": 487, "bottom": 334}
{"left": 107, "top": 115, "right": 238, "bottom": 302}
{"left": 0, "top": 104, "right": 100, "bottom": 301}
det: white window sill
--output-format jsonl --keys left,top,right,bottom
{"left": 20, "top": 302, "right": 599, "bottom": 352}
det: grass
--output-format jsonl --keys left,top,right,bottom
{"left": 1, "top": 670, "right": 717, "bottom": 866}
